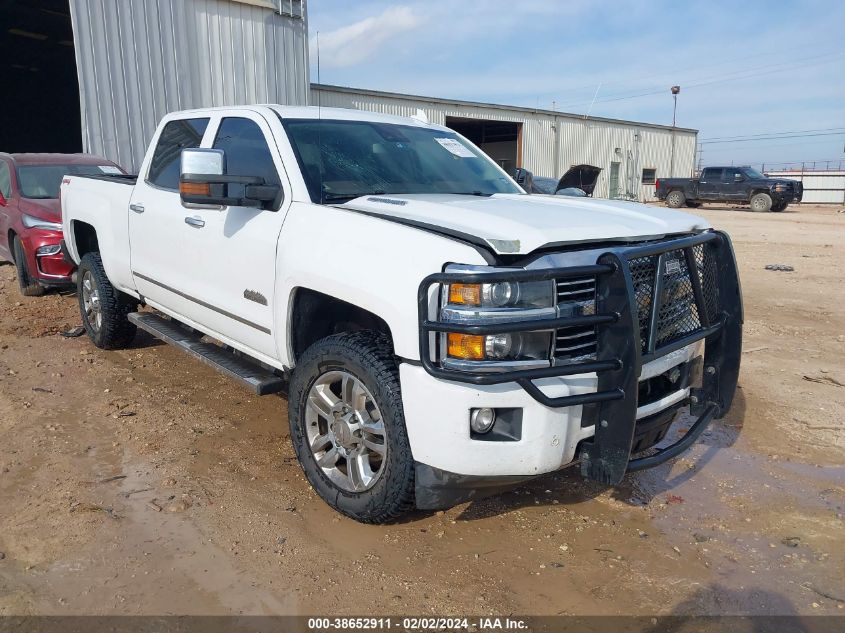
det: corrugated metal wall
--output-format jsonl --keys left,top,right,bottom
{"left": 312, "top": 85, "right": 697, "bottom": 201}
{"left": 766, "top": 170, "right": 845, "bottom": 204}
{"left": 69, "top": 0, "right": 309, "bottom": 171}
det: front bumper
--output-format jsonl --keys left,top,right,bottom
{"left": 21, "top": 229, "right": 75, "bottom": 285}
{"left": 412, "top": 231, "right": 742, "bottom": 502}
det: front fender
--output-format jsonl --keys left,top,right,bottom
{"left": 275, "top": 202, "right": 488, "bottom": 365}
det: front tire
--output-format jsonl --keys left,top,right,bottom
{"left": 770, "top": 201, "right": 788, "bottom": 212}
{"left": 77, "top": 252, "right": 138, "bottom": 349}
{"left": 666, "top": 190, "right": 685, "bottom": 208}
{"left": 12, "top": 236, "right": 45, "bottom": 297}
{"left": 288, "top": 332, "right": 415, "bottom": 523}
{"left": 750, "top": 192, "right": 772, "bottom": 212}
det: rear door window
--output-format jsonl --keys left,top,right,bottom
{"left": 147, "top": 118, "right": 210, "bottom": 190}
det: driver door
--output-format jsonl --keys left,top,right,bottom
{"left": 172, "top": 113, "right": 289, "bottom": 359}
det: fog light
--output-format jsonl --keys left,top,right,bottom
{"left": 470, "top": 408, "right": 496, "bottom": 434}
{"left": 36, "top": 244, "right": 62, "bottom": 256}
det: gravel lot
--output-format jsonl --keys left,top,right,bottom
{"left": 0, "top": 203, "right": 843, "bottom": 616}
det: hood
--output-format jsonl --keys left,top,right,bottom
{"left": 340, "top": 193, "right": 711, "bottom": 255}
{"left": 557, "top": 164, "right": 602, "bottom": 196}
{"left": 20, "top": 197, "right": 62, "bottom": 223}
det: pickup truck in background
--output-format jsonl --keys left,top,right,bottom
{"left": 656, "top": 166, "right": 803, "bottom": 212}
{"left": 61, "top": 105, "right": 743, "bottom": 523}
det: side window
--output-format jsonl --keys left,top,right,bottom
{"left": 213, "top": 117, "right": 281, "bottom": 189}
{"left": 147, "top": 118, "right": 210, "bottom": 190}
{"left": 701, "top": 167, "right": 722, "bottom": 182}
{"left": 0, "top": 162, "right": 11, "bottom": 197}
{"left": 723, "top": 168, "right": 742, "bottom": 182}
{"left": 641, "top": 168, "right": 656, "bottom": 185}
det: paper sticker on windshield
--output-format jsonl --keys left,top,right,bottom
{"left": 434, "top": 138, "right": 476, "bottom": 158}
{"left": 99, "top": 165, "right": 122, "bottom": 175}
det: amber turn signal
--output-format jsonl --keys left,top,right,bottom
{"left": 448, "top": 283, "right": 481, "bottom": 306}
{"left": 180, "top": 181, "right": 210, "bottom": 196}
{"left": 447, "top": 333, "right": 485, "bottom": 360}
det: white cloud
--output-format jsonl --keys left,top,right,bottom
{"left": 312, "top": 6, "right": 423, "bottom": 68}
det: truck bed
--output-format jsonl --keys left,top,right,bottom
{"left": 71, "top": 173, "right": 138, "bottom": 185}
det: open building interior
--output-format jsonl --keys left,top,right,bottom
{"left": 1, "top": 0, "right": 81, "bottom": 154}
{"left": 445, "top": 117, "right": 522, "bottom": 175}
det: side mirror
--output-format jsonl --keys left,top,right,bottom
{"left": 179, "top": 148, "right": 281, "bottom": 210}
{"left": 734, "top": 173, "right": 744, "bottom": 182}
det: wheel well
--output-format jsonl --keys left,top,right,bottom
{"left": 71, "top": 221, "right": 99, "bottom": 258}
{"left": 290, "top": 288, "right": 393, "bottom": 362}
{"left": 750, "top": 189, "right": 770, "bottom": 198}
{"left": 7, "top": 230, "right": 17, "bottom": 262}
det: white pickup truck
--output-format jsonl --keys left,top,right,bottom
{"left": 60, "top": 105, "right": 743, "bottom": 523}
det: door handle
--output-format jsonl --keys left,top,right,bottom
{"left": 184, "top": 216, "right": 205, "bottom": 228}
{"left": 129, "top": 203, "right": 145, "bottom": 213}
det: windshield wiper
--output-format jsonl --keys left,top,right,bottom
{"left": 452, "top": 191, "right": 492, "bottom": 197}
{"left": 322, "top": 190, "right": 386, "bottom": 203}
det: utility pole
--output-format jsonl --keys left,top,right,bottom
{"left": 669, "top": 86, "right": 680, "bottom": 178}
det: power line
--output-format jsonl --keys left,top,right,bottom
{"left": 554, "top": 50, "right": 845, "bottom": 110}
{"left": 542, "top": 43, "right": 833, "bottom": 98}
{"left": 701, "top": 126, "right": 845, "bottom": 141}
{"left": 699, "top": 138, "right": 845, "bottom": 152}
{"left": 700, "top": 131, "right": 845, "bottom": 145}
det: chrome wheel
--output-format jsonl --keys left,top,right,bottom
{"left": 81, "top": 270, "right": 102, "bottom": 333}
{"left": 667, "top": 191, "right": 683, "bottom": 207}
{"left": 305, "top": 370, "right": 386, "bottom": 492}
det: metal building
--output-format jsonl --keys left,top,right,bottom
{"left": 765, "top": 169, "right": 845, "bottom": 205}
{"left": 1, "top": 0, "right": 309, "bottom": 171}
{"left": 312, "top": 84, "right": 698, "bottom": 201}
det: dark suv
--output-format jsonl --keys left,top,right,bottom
{"left": 656, "top": 166, "right": 803, "bottom": 212}
{"left": 0, "top": 153, "right": 124, "bottom": 296}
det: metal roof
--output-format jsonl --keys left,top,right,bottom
{"left": 311, "top": 83, "right": 698, "bottom": 135}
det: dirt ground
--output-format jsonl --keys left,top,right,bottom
{"left": 0, "top": 203, "right": 843, "bottom": 617}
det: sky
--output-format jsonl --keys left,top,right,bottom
{"left": 307, "top": 0, "right": 845, "bottom": 171}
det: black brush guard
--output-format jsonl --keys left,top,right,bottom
{"left": 417, "top": 231, "right": 742, "bottom": 485}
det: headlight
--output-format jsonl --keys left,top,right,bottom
{"left": 22, "top": 214, "right": 62, "bottom": 231}
{"left": 439, "top": 265, "right": 557, "bottom": 369}
{"left": 447, "top": 279, "right": 554, "bottom": 309}
{"left": 36, "top": 244, "right": 62, "bottom": 256}
{"left": 446, "top": 331, "right": 551, "bottom": 362}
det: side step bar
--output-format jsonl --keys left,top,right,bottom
{"left": 128, "top": 312, "right": 285, "bottom": 396}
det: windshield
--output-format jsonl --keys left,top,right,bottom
{"left": 280, "top": 118, "right": 522, "bottom": 203}
{"left": 17, "top": 164, "right": 118, "bottom": 199}
{"left": 743, "top": 167, "right": 766, "bottom": 180}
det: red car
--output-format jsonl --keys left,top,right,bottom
{"left": 0, "top": 153, "right": 124, "bottom": 296}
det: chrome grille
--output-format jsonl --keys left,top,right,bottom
{"left": 556, "top": 277, "right": 595, "bottom": 303}
{"left": 554, "top": 276, "right": 598, "bottom": 363}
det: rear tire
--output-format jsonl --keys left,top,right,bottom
{"left": 666, "top": 190, "right": 685, "bottom": 208}
{"left": 750, "top": 192, "right": 772, "bottom": 212}
{"left": 77, "top": 252, "right": 138, "bottom": 349}
{"left": 12, "top": 236, "right": 45, "bottom": 297}
{"left": 288, "top": 331, "right": 415, "bottom": 524}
